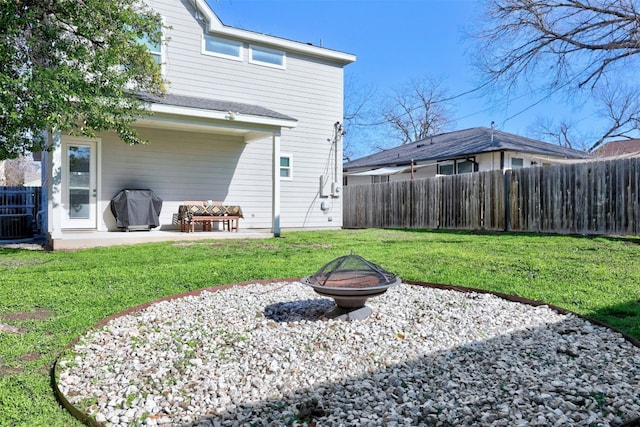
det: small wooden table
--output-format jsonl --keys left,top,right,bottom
{"left": 177, "top": 204, "right": 243, "bottom": 232}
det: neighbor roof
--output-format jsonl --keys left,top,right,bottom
{"left": 595, "top": 139, "right": 640, "bottom": 157}
{"left": 344, "top": 127, "right": 590, "bottom": 169}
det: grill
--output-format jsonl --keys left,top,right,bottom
{"left": 301, "top": 254, "right": 401, "bottom": 320}
{"left": 110, "top": 189, "right": 162, "bottom": 231}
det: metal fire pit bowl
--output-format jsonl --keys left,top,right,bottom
{"left": 301, "top": 254, "right": 401, "bottom": 321}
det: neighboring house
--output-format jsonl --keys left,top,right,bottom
{"left": 41, "top": 0, "right": 355, "bottom": 248}
{"left": 595, "top": 139, "right": 640, "bottom": 158}
{"left": 0, "top": 156, "right": 41, "bottom": 186}
{"left": 343, "top": 127, "right": 590, "bottom": 185}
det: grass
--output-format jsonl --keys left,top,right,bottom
{"left": 1, "top": 228, "right": 639, "bottom": 426}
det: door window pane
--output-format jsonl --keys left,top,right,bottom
{"left": 68, "top": 146, "right": 91, "bottom": 218}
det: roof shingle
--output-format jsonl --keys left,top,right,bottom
{"left": 344, "top": 127, "right": 589, "bottom": 169}
{"left": 136, "top": 93, "right": 297, "bottom": 122}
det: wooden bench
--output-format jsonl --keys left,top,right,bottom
{"left": 190, "top": 215, "right": 240, "bottom": 232}
{"left": 180, "top": 202, "right": 242, "bottom": 232}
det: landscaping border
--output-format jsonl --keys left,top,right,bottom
{"left": 53, "top": 279, "right": 640, "bottom": 427}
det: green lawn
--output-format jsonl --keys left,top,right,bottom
{"left": 1, "top": 229, "right": 639, "bottom": 426}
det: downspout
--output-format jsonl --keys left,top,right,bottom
{"left": 332, "top": 121, "right": 344, "bottom": 195}
{"left": 272, "top": 131, "right": 281, "bottom": 237}
{"left": 334, "top": 125, "right": 339, "bottom": 186}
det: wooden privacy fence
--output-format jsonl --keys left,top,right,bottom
{"left": 0, "top": 186, "right": 42, "bottom": 239}
{"left": 343, "top": 157, "right": 640, "bottom": 236}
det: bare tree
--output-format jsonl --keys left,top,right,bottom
{"left": 528, "top": 116, "right": 601, "bottom": 150}
{"left": 530, "top": 118, "right": 576, "bottom": 149}
{"left": 474, "top": 0, "right": 640, "bottom": 150}
{"left": 343, "top": 74, "right": 377, "bottom": 160}
{"left": 1, "top": 156, "right": 38, "bottom": 186}
{"left": 590, "top": 84, "right": 640, "bottom": 150}
{"left": 380, "top": 76, "right": 453, "bottom": 144}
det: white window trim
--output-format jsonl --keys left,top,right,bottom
{"left": 249, "top": 44, "right": 286, "bottom": 69}
{"left": 202, "top": 34, "right": 243, "bottom": 61}
{"left": 280, "top": 153, "right": 293, "bottom": 180}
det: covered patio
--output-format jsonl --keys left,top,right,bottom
{"left": 43, "top": 93, "right": 298, "bottom": 250}
{"left": 48, "top": 228, "right": 272, "bottom": 250}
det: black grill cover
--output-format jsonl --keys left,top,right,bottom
{"left": 110, "top": 189, "right": 162, "bottom": 229}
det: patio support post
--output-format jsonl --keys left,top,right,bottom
{"left": 272, "top": 131, "right": 281, "bottom": 237}
{"left": 49, "top": 131, "right": 63, "bottom": 240}
{"left": 39, "top": 130, "right": 50, "bottom": 237}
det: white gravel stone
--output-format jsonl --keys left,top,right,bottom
{"left": 57, "top": 282, "right": 640, "bottom": 426}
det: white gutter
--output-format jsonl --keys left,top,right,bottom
{"left": 148, "top": 103, "right": 298, "bottom": 129}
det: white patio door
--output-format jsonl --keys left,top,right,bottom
{"left": 61, "top": 138, "right": 97, "bottom": 229}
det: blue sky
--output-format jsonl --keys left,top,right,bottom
{"left": 207, "top": 0, "right": 606, "bottom": 156}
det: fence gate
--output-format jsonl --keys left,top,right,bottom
{"left": 0, "top": 186, "right": 42, "bottom": 240}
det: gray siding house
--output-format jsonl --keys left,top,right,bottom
{"left": 344, "top": 127, "right": 590, "bottom": 185}
{"left": 42, "top": 0, "right": 355, "bottom": 249}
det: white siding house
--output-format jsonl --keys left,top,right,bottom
{"left": 42, "top": 0, "right": 355, "bottom": 249}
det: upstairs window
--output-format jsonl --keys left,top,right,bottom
{"left": 139, "top": 28, "right": 163, "bottom": 65}
{"left": 250, "top": 45, "right": 285, "bottom": 69}
{"left": 143, "top": 38, "right": 162, "bottom": 64}
{"left": 203, "top": 34, "right": 242, "bottom": 60}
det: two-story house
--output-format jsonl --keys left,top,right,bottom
{"left": 41, "top": 0, "right": 355, "bottom": 249}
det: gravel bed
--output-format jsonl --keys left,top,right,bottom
{"left": 56, "top": 282, "right": 640, "bottom": 426}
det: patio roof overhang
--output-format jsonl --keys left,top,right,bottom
{"left": 132, "top": 94, "right": 294, "bottom": 237}
{"left": 136, "top": 102, "right": 298, "bottom": 142}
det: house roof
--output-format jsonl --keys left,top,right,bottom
{"left": 344, "top": 127, "right": 590, "bottom": 169}
{"left": 595, "top": 139, "right": 640, "bottom": 157}
{"left": 137, "top": 93, "right": 297, "bottom": 122}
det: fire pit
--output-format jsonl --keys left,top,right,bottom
{"left": 301, "top": 254, "right": 401, "bottom": 320}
